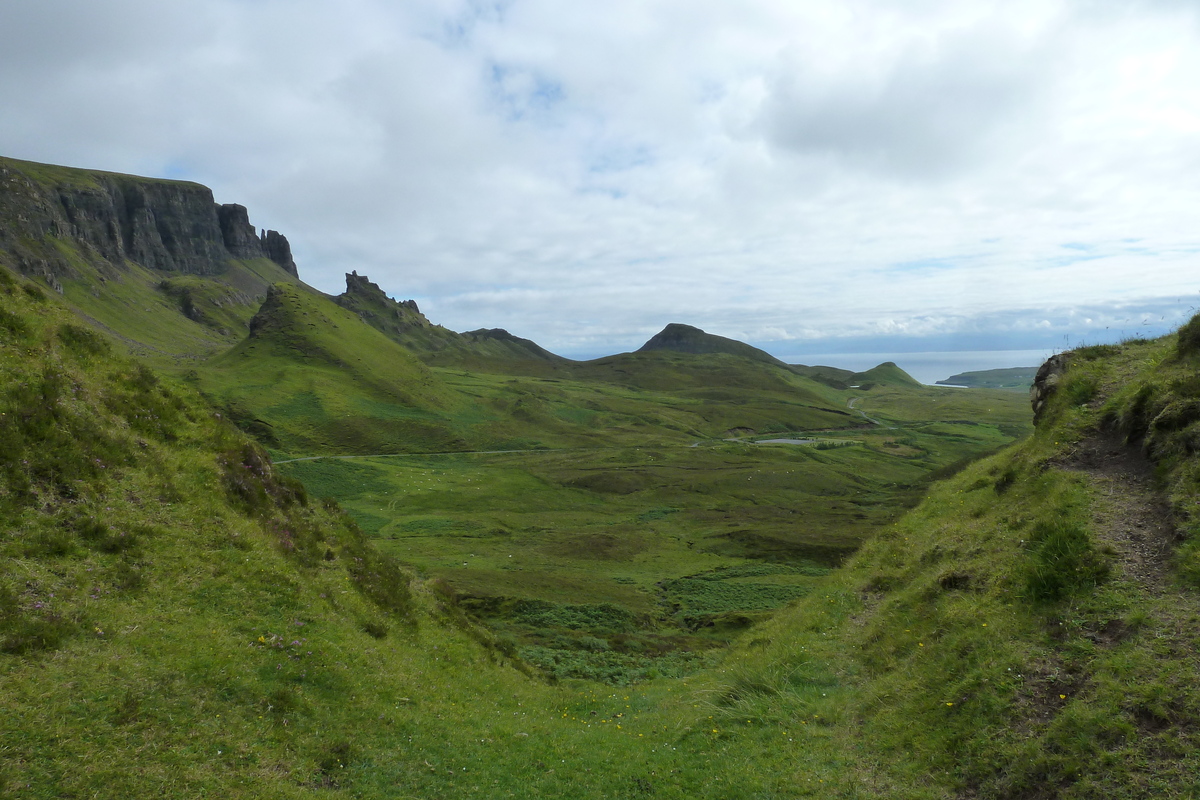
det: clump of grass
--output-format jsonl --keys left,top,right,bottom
{"left": 1175, "top": 312, "right": 1200, "bottom": 357}
{"left": 1023, "top": 519, "right": 1110, "bottom": 602}
{"left": 1060, "top": 373, "right": 1099, "bottom": 407}
{"left": 57, "top": 323, "right": 109, "bottom": 359}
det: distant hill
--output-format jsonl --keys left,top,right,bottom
{"left": 789, "top": 363, "right": 857, "bottom": 388}
{"left": 333, "top": 271, "right": 565, "bottom": 367}
{"left": 936, "top": 365, "right": 1038, "bottom": 391}
{"left": 637, "top": 323, "right": 788, "bottom": 366}
{"left": 849, "top": 361, "right": 921, "bottom": 388}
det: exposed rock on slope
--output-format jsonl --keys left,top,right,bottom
{"left": 334, "top": 271, "right": 565, "bottom": 366}
{"left": 0, "top": 156, "right": 296, "bottom": 284}
{"left": 1030, "top": 353, "right": 1069, "bottom": 422}
{"left": 217, "top": 203, "right": 298, "bottom": 276}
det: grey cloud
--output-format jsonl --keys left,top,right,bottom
{"left": 759, "top": 24, "right": 1052, "bottom": 178}
{"left": 2, "top": 1, "right": 1199, "bottom": 361}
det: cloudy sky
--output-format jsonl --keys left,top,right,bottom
{"left": 3, "top": 0, "right": 1200, "bottom": 361}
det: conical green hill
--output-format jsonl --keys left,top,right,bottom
{"left": 637, "top": 322, "right": 787, "bottom": 366}
{"left": 202, "top": 283, "right": 466, "bottom": 455}
{"left": 850, "top": 361, "right": 922, "bottom": 387}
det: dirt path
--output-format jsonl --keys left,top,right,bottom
{"left": 846, "top": 397, "right": 897, "bottom": 430}
{"left": 1058, "top": 432, "right": 1178, "bottom": 592}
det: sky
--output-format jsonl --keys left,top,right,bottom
{"left": 3, "top": 0, "right": 1200, "bottom": 363}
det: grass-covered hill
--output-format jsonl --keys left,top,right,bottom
{"left": 333, "top": 270, "right": 565, "bottom": 368}
{"left": 0, "top": 266, "right": 443, "bottom": 796}
{"left": 637, "top": 323, "right": 788, "bottom": 367}
{"left": 848, "top": 360, "right": 922, "bottom": 388}
{"left": 200, "top": 282, "right": 469, "bottom": 454}
{"left": 7, "top": 246, "right": 1200, "bottom": 797}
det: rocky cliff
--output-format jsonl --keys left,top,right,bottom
{"left": 0, "top": 157, "right": 297, "bottom": 287}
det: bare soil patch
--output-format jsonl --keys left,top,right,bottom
{"left": 1057, "top": 431, "right": 1178, "bottom": 593}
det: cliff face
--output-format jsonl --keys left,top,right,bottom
{"left": 0, "top": 157, "right": 298, "bottom": 286}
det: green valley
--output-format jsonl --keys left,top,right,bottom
{"left": 3, "top": 156, "right": 1198, "bottom": 799}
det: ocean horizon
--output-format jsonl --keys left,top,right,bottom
{"left": 778, "top": 349, "right": 1055, "bottom": 386}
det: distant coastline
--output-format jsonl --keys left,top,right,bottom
{"left": 775, "top": 349, "right": 1053, "bottom": 386}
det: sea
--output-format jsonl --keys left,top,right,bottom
{"left": 776, "top": 349, "right": 1056, "bottom": 387}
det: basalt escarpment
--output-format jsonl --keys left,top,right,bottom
{"left": 0, "top": 156, "right": 297, "bottom": 287}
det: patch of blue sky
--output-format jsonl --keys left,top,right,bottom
{"left": 161, "top": 160, "right": 193, "bottom": 181}
{"left": 889, "top": 257, "right": 960, "bottom": 273}
{"left": 576, "top": 184, "right": 627, "bottom": 200}
{"left": 585, "top": 144, "right": 655, "bottom": 175}
{"left": 429, "top": 0, "right": 511, "bottom": 48}
{"left": 1048, "top": 252, "right": 1104, "bottom": 267}
{"left": 487, "top": 62, "right": 566, "bottom": 123}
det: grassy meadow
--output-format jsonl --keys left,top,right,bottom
{"left": 9, "top": 242, "right": 1200, "bottom": 796}
{"left": 273, "top": 363, "right": 1027, "bottom": 684}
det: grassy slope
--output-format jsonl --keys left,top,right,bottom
{"left": 0, "top": 267, "right": 448, "bottom": 796}
{"left": 17, "top": 253, "right": 1200, "bottom": 796}
{"left": 198, "top": 283, "right": 469, "bottom": 455}
{"left": 706, "top": 332, "right": 1200, "bottom": 797}
{"left": 0, "top": 260, "right": 992, "bottom": 800}
{"left": 60, "top": 255, "right": 300, "bottom": 365}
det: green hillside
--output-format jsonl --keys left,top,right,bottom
{"left": 7, "top": 249, "right": 1200, "bottom": 797}
{"left": 23, "top": 155, "right": 1200, "bottom": 798}
{"left": 199, "top": 283, "right": 467, "bottom": 455}
{"left": 638, "top": 322, "right": 788, "bottom": 366}
{"left": 850, "top": 360, "right": 923, "bottom": 388}
{"left": 333, "top": 270, "right": 566, "bottom": 368}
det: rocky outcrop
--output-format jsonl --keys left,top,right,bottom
{"left": 216, "top": 204, "right": 298, "bottom": 277}
{"left": 217, "top": 204, "right": 262, "bottom": 259}
{"left": 1030, "top": 353, "right": 1070, "bottom": 424}
{"left": 337, "top": 271, "right": 434, "bottom": 332}
{"left": 335, "top": 271, "right": 565, "bottom": 363}
{"left": 0, "top": 156, "right": 299, "bottom": 283}
{"left": 260, "top": 229, "right": 297, "bottom": 277}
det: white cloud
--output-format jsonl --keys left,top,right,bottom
{"left": 2, "top": 0, "right": 1200, "bottom": 359}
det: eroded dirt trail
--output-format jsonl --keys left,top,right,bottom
{"left": 1060, "top": 432, "right": 1178, "bottom": 593}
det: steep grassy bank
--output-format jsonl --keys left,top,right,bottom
{"left": 706, "top": 332, "right": 1200, "bottom": 797}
